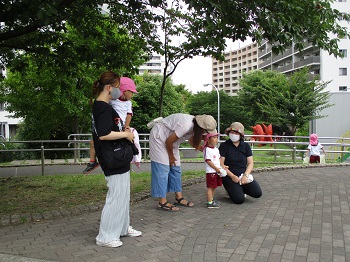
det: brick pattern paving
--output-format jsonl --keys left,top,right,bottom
{"left": 0, "top": 164, "right": 349, "bottom": 262}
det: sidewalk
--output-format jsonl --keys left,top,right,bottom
{"left": 7, "top": 158, "right": 93, "bottom": 166}
{"left": 1, "top": 164, "right": 350, "bottom": 262}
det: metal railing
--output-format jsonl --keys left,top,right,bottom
{"left": 0, "top": 134, "right": 349, "bottom": 175}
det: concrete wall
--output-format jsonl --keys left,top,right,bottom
{"left": 0, "top": 104, "right": 22, "bottom": 140}
{"left": 314, "top": 92, "right": 350, "bottom": 138}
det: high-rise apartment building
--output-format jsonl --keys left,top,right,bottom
{"left": 138, "top": 54, "right": 174, "bottom": 75}
{"left": 212, "top": 43, "right": 258, "bottom": 96}
{"left": 212, "top": 1, "right": 350, "bottom": 95}
{"left": 210, "top": 1, "right": 350, "bottom": 139}
{"left": 259, "top": 1, "right": 350, "bottom": 93}
{"left": 258, "top": 0, "right": 350, "bottom": 138}
{"left": 138, "top": 54, "right": 165, "bottom": 74}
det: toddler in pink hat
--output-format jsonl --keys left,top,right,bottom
{"left": 306, "top": 133, "right": 326, "bottom": 164}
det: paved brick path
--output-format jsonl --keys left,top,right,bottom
{"left": 1, "top": 164, "right": 350, "bottom": 262}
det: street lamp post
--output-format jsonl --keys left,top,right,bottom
{"left": 203, "top": 83, "right": 220, "bottom": 136}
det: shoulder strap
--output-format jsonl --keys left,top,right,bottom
{"left": 91, "top": 114, "right": 99, "bottom": 137}
{"left": 92, "top": 109, "right": 125, "bottom": 138}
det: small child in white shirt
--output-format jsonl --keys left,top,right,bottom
{"left": 83, "top": 77, "right": 141, "bottom": 174}
{"left": 306, "top": 133, "right": 326, "bottom": 164}
{"left": 110, "top": 78, "right": 141, "bottom": 168}
{"left": 203, "top": 132, "right": 226, "bottom": 208}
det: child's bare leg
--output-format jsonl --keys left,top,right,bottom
{"left": 89, "top": 140, "right": 96, "bottom": 162}
{"left": 83, "top": 140, "right": 99, "bottom": 174}
{"left": 207, "top": 187, "right": 214, "bottom": 203}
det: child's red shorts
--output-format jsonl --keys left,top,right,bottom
{"left": 310, "top": 155, "right": 320, "bottom": 163}
{"left": 206, "top": 173, "right": 222, "bottom": 189}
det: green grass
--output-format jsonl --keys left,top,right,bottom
{"left": 0, "top": 174, "right": 107, "bottom": 216}
{"left": 0, "top": 170, "right": 206, "bottom": 217}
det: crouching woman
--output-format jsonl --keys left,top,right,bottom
{"left": 219, "top": 122, "right": 262, "bottom": 204}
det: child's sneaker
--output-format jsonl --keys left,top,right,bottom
{"left": 212, "top": 198, "right": 221, "bottom": 205}
{"left": 83, "top": 162, "right": 100, "bottom": 174}
{"left": 207, "top": 201, "right": 220, "bottom": 208}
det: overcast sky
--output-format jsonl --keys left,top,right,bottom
{"left": 171, "top": 39, "right": 252, "bottom": 93}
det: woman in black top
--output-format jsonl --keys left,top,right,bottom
{"left": 92, "top": 71, "right": 142, "bottom": 248}
{"left": 219, "top": 122, "right": 262, "bottom": 204}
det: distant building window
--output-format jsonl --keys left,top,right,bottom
{"left": 339, "top": 68, "right": 347, "bottom": 76}
{"left": 0, "top": 102, "right": 4, "bottom": 111}
{"left": 338, "top": 0, "right": 346, "bottom": 2}
{"left": 340, "top": 49, "right": 347, "bottom": 58}
{"left": 339, "top": 86, "right": 348, "bottom": 91}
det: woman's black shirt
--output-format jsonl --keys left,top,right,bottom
{"left": 92, "top": 100, "right": 130, "bottom": 175}
{"left": 219, "top": 139, "right": 252, "bottom": 176}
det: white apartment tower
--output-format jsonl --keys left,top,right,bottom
{"left": 212, "top": 43, "right": 258, "bottom": 96}
{"left": 138, "top": 54, "right": 169, "bottom": 75}
{"left": 258, "top": 0, "right": 350, "bottom": 93}
{"left": 257, "top": 0, "right": 350, "bottom": 139}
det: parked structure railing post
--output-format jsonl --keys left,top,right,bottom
{"left": 341, "top": 138, "right": 344, "bottom": 162}
{"left": 41, "top": 145, "right": 45, "bottom": 176}
{"left": 73, "top": 136, "right": 78, "bottom": 164}
{"left": 293, "top": 145, "right": 296, "bottom": 164}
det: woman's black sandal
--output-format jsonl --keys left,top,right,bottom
{"left": 158, "top": 201, "right": 178, "bottom": 211}
{"left": 174, "top": 197, "right": 194, "bottom": 207}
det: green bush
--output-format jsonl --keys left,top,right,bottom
{"left": 0, "top": 142, "right": 36, "bottom": 163}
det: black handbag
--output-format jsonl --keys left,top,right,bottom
{"left": 102, "top": 139, "right": 138, "bottom": 169}
{"left": 92, "top": 113, "right": 139, "bottom": 169}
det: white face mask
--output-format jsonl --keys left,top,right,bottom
{"left": 229, "top": 133, "right": 240, "bottom": 142}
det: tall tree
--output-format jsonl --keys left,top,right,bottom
{"left": 2, "top": 1, "right": 349, "bottom": 71}
{"left": 0, "top": 18, "right": 146, "bottom": 140}
{"left": 187, "top": 90, "right": 239, "bottom": 134}
{"left": 131, "top": 73, "right": 191, "bottom": 133}
{"left": 238, "top": 70, "right": 289, "bottom": 126}
{"left": 0, "top": 1, "right": 159, "bottom": 75}
{"left": 1, "top": 0, "right": 349, "bottom": 116}
{"left": 258, "top": 68, "right": 332, "bottom": 137}
{"left": 140, "top": 0, "right": 350, "bottom": 116}
{"left": 238, "top": 68, "right": 332, "bottom": 137}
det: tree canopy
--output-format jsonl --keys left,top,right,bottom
{"left": 238, "top": 68, "right": 332, "bottom": 136}
{"left": 0, "top": 18, "right": 147, "bottom": 140}
{"left": 0, "top": 1, "right": 159, "bottom": 75}
{"left": 132, "top": 73, "right": 191, "bottom": 133}
{"left": 187, "top": 90, "right": 239, "bottom": 134}
{"left": 1, "top": 0, "right": 349, "bottom": 76}
{"left": 1, "top": 0, "right": 348, "bottom": 136}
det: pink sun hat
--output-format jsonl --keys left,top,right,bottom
{"left": 203, "top": 132, "right": 219, "bottom": 149}
{"left": 310, "top": 133, "right": 318, "bottom": 146}
{"left": 119, "top": 77, "right": 138, "bottom": 93}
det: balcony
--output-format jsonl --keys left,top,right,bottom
{"left": 259, "top": 59, "right": 272, "bottom": 69}
{"left": 275, "top": 64, "right": 293, "bottom": 72}
{"left": 294, "top": 56, "right": 320, "bottom": 69}
{"left": 272, "top": 48, "right": 293, "bottom": 62}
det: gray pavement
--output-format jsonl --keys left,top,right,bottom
{"left": 1, "top": 163, "right": 350, "bottom": 261}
